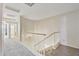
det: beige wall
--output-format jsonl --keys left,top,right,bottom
{"left": 20, "top": 16, "right": 35, "bottom": 49}
{"left": 33, "top": 17, "right": 61, "bottom": 50}
{"left": 21, "top": 16, "right": 61, "bottom": 50}
{"left": 34, "top": 17, "right": 61, "bottom": 34}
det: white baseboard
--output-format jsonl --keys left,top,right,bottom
{"left": 60, "top": 42, "right": 79, "bottom": 49}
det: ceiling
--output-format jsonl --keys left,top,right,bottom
{"left": 5, "top": 3, "right": 79, "bottom": 20}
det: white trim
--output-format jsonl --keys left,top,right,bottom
{"left": 60, "top": 42, "right": 79, "bottom": 49}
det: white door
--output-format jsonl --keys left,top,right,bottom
{"left": 10, "top": 23, "right": 18, "bottom": 39}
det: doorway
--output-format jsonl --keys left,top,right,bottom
{"left": 4, "top": 21, "right": 18, "bottom": 40}
{"left": 10, "top": 23, "right": 18, "bottom": 39}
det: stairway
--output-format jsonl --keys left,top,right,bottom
{"left": 38, "top": 42, "right": 60, "bottom": 56}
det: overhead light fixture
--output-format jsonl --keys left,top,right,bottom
{"left": 25, "top": 3, "right": 35, "bottom": 7}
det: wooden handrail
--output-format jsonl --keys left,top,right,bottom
{"left": 27, "top": 32, "right": 46, "bottom": 36}
{"left": 34, "top": 32, "right": 59, "bottom": 46}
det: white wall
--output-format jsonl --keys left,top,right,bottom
{"left": 60, "top": 16, "right": 68, "bottom": 45}
{"left": 66, "top": 11, "right": 79, "bottom": 48}
{"left": 3, "top": 5, "right": 20, "bottom": 41}
{"left": 0, "top": 4, "right": 3, "bottom": 48}
{"left": 60, "top": 10, "right": 79, "bottom": 49}
{"left": 0, "top": 4, "right": 2, "bottom": 40}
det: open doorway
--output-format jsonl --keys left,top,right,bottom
{"left": 3, "top": 21, "right": 18, "bottom": 40}
{"left": 10, "top": 23, "right": 18, "bottom": 39}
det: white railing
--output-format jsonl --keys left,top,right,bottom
{"left": 26, "top": 32, "right": 46, "bottom": 36}
{"left": 34, "top": 32, "right": 60, "bottom": 55}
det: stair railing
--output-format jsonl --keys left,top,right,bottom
{"left": 34, "top": 32, "right": 59, "bottom": 55}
